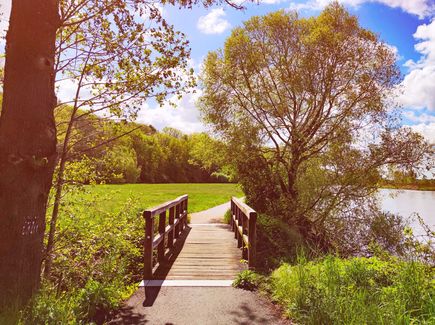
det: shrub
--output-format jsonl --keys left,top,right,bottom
{"left": 75, "top": 279, "right": 125, "bottom": 324}
{"left": 20, "top": 288, "right": 80, "bottom": 324}
{"left": 256, "top": 213, "right": 305, "bottom": 271}
{"left": 223, "top": 209, "right": 232, "bottom": 224}
{"left": 21, "top": 193, "right": 144, "bottom": 324}
{"left": 270, "top": 256, "right": 435, "bottom": 324}
{"left": 233, "top": 270, "right": 263, "bottom": 291}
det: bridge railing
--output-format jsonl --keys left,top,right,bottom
{"left": 230, "top": 197, "right": 257, "bottom": 268}
{"left": 143, "top": 194, "right": 188, "bottom": 279}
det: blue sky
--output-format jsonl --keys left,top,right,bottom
{"left": 0, "top": 0, "right": 434, "bottom": 142}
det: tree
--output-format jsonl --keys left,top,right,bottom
{"left": 0, "top": 0, "right": 244, "bottom": 310}
{"left": 44, "top": 0, "right": 194, "bottom": 278}
{"left": 188, "top": 132, "right": 235, "bottom": 181}
{"left": 0, "top": 0, "right": 60, "bottom": 308}
{"left": 200, "top": 4, "right": 431, "bottom": 252}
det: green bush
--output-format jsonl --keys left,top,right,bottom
{"left": 19, "top": 194, "right": 144, "bottom": 324}
{"left": 75, "top": 279, "right": 124, "bottom": 324}
{"left": 270, "top": 256, "right": 435, "bottom": 324}
{"left": 233, "top": 270, "right": 263, "bottom": 291}
{"left": 256, "top": 213, "right": 305, "bottom": 271}
{"left": 20, "top": 288, "right": 80, "bottom": 324}
{"left": 223, "top": 209, "right": 232, "bottom": 224}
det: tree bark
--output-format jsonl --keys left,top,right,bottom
{"left": 0, "top": 0, "right": 60, "bottom": 308}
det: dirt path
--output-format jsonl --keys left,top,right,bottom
{"left": 189, "top": 201, "right": 230, "bottom": 224}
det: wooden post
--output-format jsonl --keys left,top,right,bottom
{"left": 143, "top": 211, "right": 154, "bottom": 280}
{"left": 242, "top": 213, "right": 248, "bottom": 260}
{"left": 185, "top": 196, "right": 189, "bottom": 226}
{"left": 237, "top": 211, "right": 243, "bottom": 248}
{"left": 158, "top": 211, "right": 166, "bottom": 263}
{"left": 179, "top": 201, "right": 184, "bottom": 232}
{"left": 248, "top": 211, "right": 257, "bottom": 268}
{"left": 168, "top": 206, "right": 175, "bottom": 248}
{"left": 234, "top": 208, "right": 238, "bottom": 240}
{"left": 230, "top": 199, "right": 234, "bottom": 230}
{"left": 175, "top": 203, "right": 180, "bottom": 238}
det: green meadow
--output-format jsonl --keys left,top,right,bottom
{"left": 64, "top": 183, "right": 243, "bottom": 215}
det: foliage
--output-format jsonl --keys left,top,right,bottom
{"left": 270, "top": 256, "right": 435, "bottom": 324}
{"left": 56, "top": 112, "right": 232, "bottom": 185}
{"left": 200, "top": 3, "right": 432, "bottom": 254}
{"left": 223, "top": 209, "right": 232, "bottom": 224}
{"left": 188, "top": 133, "right": 236, "bottom": 182}
{"left": 21, "top": 287, "right": 79, "bottom": 324}
{"left": 379, "top": 168, "right": 435, "bottom": 190}
{"left": 96, "top": 144, "right": 141, "bottom": 184}
{"left": 255, "top": 214, "right": 305, "bottom": 271}
{"left": 233, "top": 270, "right": 263, "bottom": 291}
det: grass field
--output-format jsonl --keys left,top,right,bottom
{"left": 65, "top": 183, "right": 243, "bottom": 215}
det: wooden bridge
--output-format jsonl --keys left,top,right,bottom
{"left": 142, "top": 195, "right": 257, "bottom": 283}
{"left": 110, "top": 196, "right": 285, "bottom": 324}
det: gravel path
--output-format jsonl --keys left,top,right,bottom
{"left": 111, "top": 287, "right": 288, "bottom": 325}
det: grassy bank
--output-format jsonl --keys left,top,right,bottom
{"left": 268, "top": 256, "right": 435, "bottom": 324}
{"left": 13, "top": 183, "right": 242, "bottom": 324}
{"left": 233, "top": 256, "right": 435, "bottom": 324}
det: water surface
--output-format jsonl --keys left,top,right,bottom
{"left": 379, "top": 189, "right": 434, "bottom": 236}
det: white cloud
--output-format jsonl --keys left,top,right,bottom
{"left": 0, "top": 0, "right": 11, "bottom": 52}
{"left": 136, "top": 90, "right": 206, "bottom": 134}
{"left": 288, "top": 0, "right": 435, "bottom": 18}
{"left": 399, "top": 20, "right": 435, "bottom": 111}
{"left": 408, "top": 122, "right": 435, "bottom": 144}
{"left": 404, "top": 110, "right": 435, "bottom": 124}
{"left": 197, "top": 8, "right": 231, "bottom": 35}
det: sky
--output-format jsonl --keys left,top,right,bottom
{"left": 0, "top": 0, "right": 435, "bottom": 143}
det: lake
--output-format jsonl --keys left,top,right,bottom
{"left": 379, "top": 189, "right": 435, "bottom": 237}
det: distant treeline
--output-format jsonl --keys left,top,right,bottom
{"left": 55, "top": 105, "right": 234, "bottom": 185}
{"left": 379, "top": 170, "right": 435, "bottom": 190}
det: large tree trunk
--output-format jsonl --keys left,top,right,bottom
{"left": 0, "top": 0, "right": 59, "bottom": 308}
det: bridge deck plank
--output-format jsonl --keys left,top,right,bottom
{"left": 153, "top": 224, "right": 245, "bottom": 280}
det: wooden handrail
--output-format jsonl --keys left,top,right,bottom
{"left": 143, "top": 194, "right": 188, "bottom": 279}
{"left": 230, "top": 197, "right": 257, "bottom": 268}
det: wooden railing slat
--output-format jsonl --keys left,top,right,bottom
{"left": 230, "top": 197, "right": 257, "bottom": 269}
{"left": 231, "top": 197, "right": 255, "bottom": 218}
{"left": 147, "top": 194, "right": 188, "bottom": 217}
{"left": 143, "top": 194, "right": 188, "bottom": 280}
{"left": 152, "top": 233, "right": 164, "bottom": 249}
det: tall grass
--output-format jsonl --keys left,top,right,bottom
{"left": 270, "top": 256, "right": 435, "bottom": 324}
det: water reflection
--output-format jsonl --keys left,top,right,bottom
{"left": 379, "top": 189, "right": 435, "bottom": 237}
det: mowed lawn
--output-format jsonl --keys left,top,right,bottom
{"left": 67, "top": 183, "right": 243, "bottom": 215}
